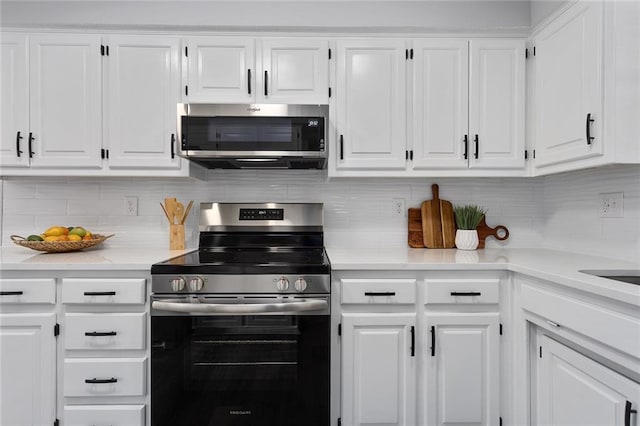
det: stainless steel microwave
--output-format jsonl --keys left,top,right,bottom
{"left": 177, "top": 104, "right": 328, "bottom": 169}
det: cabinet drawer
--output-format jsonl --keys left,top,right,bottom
{"left": 341, "top": 279, "right": 416, "bottom": 304}
{"left": 65, "top": 313, "right": 146, "bottom": 350}
{"left": 424, "top": 279, "right": 499, "bottom": 304}
{"left": 64, "top": 404, "right": 145, "bottom": 426}
{"left": 62, "top": 278, "right": 146, "bottom": 304}
{"left": 0, "top": 279, "right": 55, "bottom": 304}
{"left": 63, "top": 357, "right": 146, "bottom": 397}
{"left": 521, "top": 283, "right": 640, "bottom": 358}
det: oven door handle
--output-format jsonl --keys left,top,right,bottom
{"left": 152, "top": 298, "right": 327, "bottom": 314}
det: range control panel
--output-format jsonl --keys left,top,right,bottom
{"left": 239, "top": 208, "right": 284, "bottom": 221}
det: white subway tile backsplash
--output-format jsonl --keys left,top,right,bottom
{"left": 1, "top": 166, "right": 638, "bottom": 260}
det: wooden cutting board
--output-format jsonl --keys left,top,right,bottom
{"left": 476, "top": 217, "right": 510, "bottom": 248}
{"left": 408, "top": 208, "right": 425, "bottom": 248}
{"left": 421, "top": 184, "right": 455, "bottom": 248}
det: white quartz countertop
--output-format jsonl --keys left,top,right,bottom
{"left": 325, "top": 247, "right": 640, "bottom": 305}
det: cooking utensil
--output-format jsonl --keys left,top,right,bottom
{"left": 181, "top": 200, "right": 194, "bottom": 225}
{"left": 476, "top": 217, "right": 509, "bottom": 248}
{"left": 164, "top": 198, "right": 177, "bottom": 224}
{"left": 421, "top": 184, "right": 454, "bottom": 248}
{"left": 408, "top": 208, "right": 425, "bottom": 248}
{"left": 160, "top": 203, "right": 171, "bottom": 223}
{"left": 175, "top": 202, "right": 184, "bottom": 224}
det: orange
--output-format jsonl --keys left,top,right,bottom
{"left": 68, "top": 234, "right": 82, "bottom": 242}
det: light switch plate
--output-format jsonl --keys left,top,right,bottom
{"left": 125, "top": 196, "right": 138, "bottom": 216}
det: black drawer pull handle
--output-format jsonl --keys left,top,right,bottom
{"left": 450, "top": 291, "right": 481, "bottom": 297}
{"left": 264, "top": 70, "right": 268, "bottom": 96}
{"left": 474, "top": 134, "right": 479, "bottom": 159}
{"left": 410, "top": 326, "right": 415, "bottom": 357}
{"left": 16, "top": 131, "right": 23, "bottom": 157}
{"left": 247, "top": 69, "right": 252, "bottom": 95}
{"left": 626, "top": 401, "right": 637, "bottom": 426}
{"left": 364, "top": 292, "right": 396, "bottom": 296}
{"left": 170, "top": 133, "right": 175, "bottom": 159}
{"left": 28, "top": 132, "right": 35, "bottom": 158}
{"left": 83, "top": 291, "right": 116, "bottom": 296}
{"left": 85, "top": 331, "right": 117, "bottom": 337}
{"left": 463, "top": 134, "right": 468, "bottom": 159}
{"left": 430, "top": 325, "right": 436, "bottom": 357}
{"left": 586, "top": 113, "right": 595, "bottom": 145}
{"left": 85, "top": 377, "right": 117, "bottom": 384}
{"left": 0, "top": 291, "right": 24, "bottom": 296}
{"left": 339, "top": 135, "right": 344, "bottom": 160}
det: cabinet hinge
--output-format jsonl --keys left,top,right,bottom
{"left": 54, "top": 419, "right": 59, "bottom": 426}
{"left": 328, "top": 48, "right": 332, "bottom": 60}
{"left": 539, "top": 345, "right": 543, "bottom": 358}
{"left": 185, "top": 46, "right": 188, "bottom": 57}
{"left": 338, "top": 323, "right": 342, "bottom": 336}
{"left": 185, "top": 85, "right": 188, "bottom": 97}
{"left": 328, "top": 87, "right": 332, "bottom": 98}
{"left": 499, "top": 323, "right": 503, "bottom": 335}
{"left": 54, "top": 323, "right": 60, "bottom": 337}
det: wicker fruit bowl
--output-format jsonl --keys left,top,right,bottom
{"left": 11, "top": 234, "right": 114, "bottom": 253}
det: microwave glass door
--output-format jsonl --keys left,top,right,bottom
{"left": 182, "top": 116, "right": 325, "bottom": 152}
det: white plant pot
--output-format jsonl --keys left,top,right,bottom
{"left": 455, "top": 229, "right": 479, "bottom": 250}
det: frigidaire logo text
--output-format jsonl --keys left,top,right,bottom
{"left": 230, "top": 410, "right": 252, "bottom": 415}
{"left": 246, "top": 107, "right": 261, "bottom": 112}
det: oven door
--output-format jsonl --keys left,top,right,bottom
{"left": 151, "top": 295, "right": 330, "bottom": 426}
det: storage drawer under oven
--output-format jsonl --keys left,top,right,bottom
{"left": 64, "top": 358, "right": 146, "bottom": 397}
{"left": 64, "top": 313, "right": 146, "bottom": 350}
{"left": 64, "top": 405, "right": 145, "bottom": 426}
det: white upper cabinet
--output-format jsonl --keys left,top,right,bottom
{"left": 0, "top": 33, "right": 29, "bottom": 168}
{"left": 532, "top": 1, "right": 603, "bottom": 168}
{"left": 184, "top": 36, "right": 255, "bottom": 103}
{"left": 411, "top": 39, "right": 525, "bottom": 172}
{"left": 260, "top": 38, "right": 329, "bottom": 104}
{"left": 104, "top": 35, "right": 182, "bottom": 169}
{"left": 29, "top": 33, "right": 103, "bottom": 169}
{"left": 411, "top": 39, "right": 469, "bottom": 170}
{"left": 334, "top": 39, "right": 408, "bottom": 172}
{"left": 469, "top": 39, "right": 525, "bottom": 170}
{"left": 184, "top": 36, "right": 329, "bottom": 104}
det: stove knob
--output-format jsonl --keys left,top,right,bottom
{"left": 170, "top": 276, "right": 186, "bottom": 292}
{"left": 276, "top": 277, "right": 290, "bottom": 291}
{"left": 188, "top": 276, "right": 205, "bottom": 292}
{"left": 294, "top": 277, "right": 308, "bottom": 292}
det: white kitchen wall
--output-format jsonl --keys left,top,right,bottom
{"left": 2, "top": 166, "right": 638, "bottom": 261}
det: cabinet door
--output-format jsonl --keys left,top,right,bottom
{"left": 0, "top": 33, "right": 30, "bottom": 168}
{"left": 29, "top": 33, "right": 102, "bottom": 168}
{"left": 341, "top": 313, "right": 416, "bottom": 426}
{"left": 104, "top": 35, "right": 181, "bottom": 169}
{"left": 412, "top": 39, "right": 469, "bottom": 170}
{"left": 335, "top": 40, "right": 407, "bottom": 170}
{"left": 260, "top": 38, "right": 329, "bottom": 104}
{"left": 537, "top": 334, "right": 640, "bottom": 426}
{"left": 425, "top": 312, "right": 500, "bottom": 426}
{"left": 0, "top": 313, "right": 56, "bottom": 426}
{"left": 533, "top": 1, "right": 604, "bottom": 167}
{"left": 469, "top": 39, "right": 525, "bottom": 169}
{"left": 185, "top": 36, "right": 255, "bottom": 103}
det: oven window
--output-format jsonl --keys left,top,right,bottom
{"left": 182, "top": 116, "right": 325, "bottom": 152}
{"left": 152, "top": 314, "right": 329, "bottom": 426}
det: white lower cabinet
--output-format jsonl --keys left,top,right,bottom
{"left": 536, "top": 334, "right": 640, "bottom": 426}
{"left": 424, "top": 313, "right": 500, "bottom": 426}
{"left": 341, "top": 313, "right": 417, "bottom": 426}
{"left": 64, "top": 404, "right": 145, "bottom": 426}
{"left": 63, "top": 357, "right": 147, "bottom": 397}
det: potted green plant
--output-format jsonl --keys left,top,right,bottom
{"left": 453, "top": 204, "right": 487, "bottom": 250}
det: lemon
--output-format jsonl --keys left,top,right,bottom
{"left": 68, "top": 234, "right": 82, "bottom": 242}
{"left": 69, "top": 227, "right": 87, "bottom": 237}
{"left": 44, "top": 235, "right": 60, "bottom": 242}
{"left": 44, "top": 226, "right": 66, "bottom": 237}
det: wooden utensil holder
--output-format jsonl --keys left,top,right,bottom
{"left": 169, "top": 224, "right": 185, "bottom": 250}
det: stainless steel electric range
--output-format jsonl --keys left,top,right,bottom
{"left": 150, "top": 202, "right": 330, "bottom": 426}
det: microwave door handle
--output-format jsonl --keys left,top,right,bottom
{"left": 152, "top": 299, "right": 327, "bottom": 314}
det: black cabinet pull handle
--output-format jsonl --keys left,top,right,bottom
{"left": 406, "top": 150, "right": 409, "bottom": 160}
{"left": 410, "top": 150, "right": 413, "bottom": 160}
{"left": 430, "top": 325, "right": 436, "bottom": 357}
{"left": 264, "top": 70, "right": 268, "bottom": 96}
{"left": 83, "top": 291, "right": 116, "bottom": 296}
{"left": 463, "top": 134, "right": 468, "bottom": 159}
{"left": 450, "top": 291, "right": 482, "bottom": 296}
{"left": 410, "top": 326, "right": 415, "bottom": 357}
{"left": 586, "top": 113, "right": 595, "bottom": 145}
{"left": 626, "top": 401, "right": 637, "bottom": 426}
{"left": 16, "top": 131, "right": 23, "bottom": 157}
{"left": 248, "top": 69, "right": 252, "bottom": 95}
{"left": 84, "top": 331, "right": 117, "bottom": 337}
{"left": 28, "top": 132, "right": 34, "bottom": 158}
{"left": 170, "top": 133, "right": 175, "bottom": 159}
{"left": 0, "top": 291, "right": 24, "bottom": 296}
{"left": 364, "top": 291, "right": 396, "bottom": 296}
{"left": 85, "top": 377, "right": 117, "bottom": 384}
{"left": 474, "top": 134, "right": 479, "bottom": 159}
{"left": 340, "top": 135, "right": 344, "bottom": 160}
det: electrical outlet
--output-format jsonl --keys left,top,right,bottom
{"left": 392, "top": 198, "right": 405, "bottom": 218}
{"left": 125, "top": 196, "right": 138, "bottom": 216}
{"left": 599, "top": 192, "right": 623, "bottom": 218}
